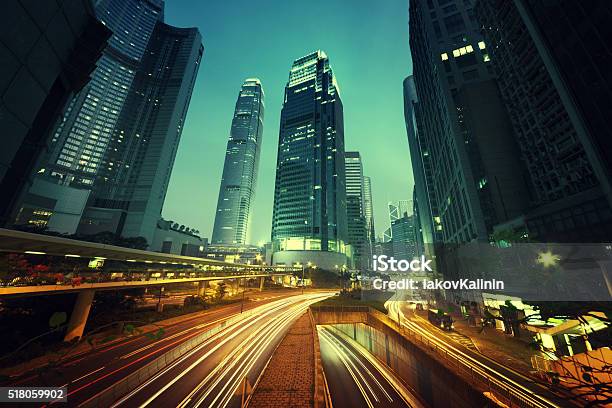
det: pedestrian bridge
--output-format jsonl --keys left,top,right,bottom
{"left": 0, "top": 228, "right": 297, "bottom": 341}
{"left": 0, "top": 228, "right": 297, "bottom": 296}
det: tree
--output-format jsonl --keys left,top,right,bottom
{"left": 216, "top": 282, "right": 228, "bottom": 301}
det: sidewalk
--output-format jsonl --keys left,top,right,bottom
{"left": 412, "top": 308, "right": 545, "bottom": 375}
{"left": 248, "top": 312, "right": 315, "bottom": 408}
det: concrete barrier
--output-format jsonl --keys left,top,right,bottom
{"left": 309, "top": 309, "right": 332, "bottom": 408}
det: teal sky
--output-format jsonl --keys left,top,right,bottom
{"left": 162, "top": 0, "right": 414, "bottom": 244}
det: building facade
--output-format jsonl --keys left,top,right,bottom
{"left": 13, "top": 0, "right": 165, "bottom": 234}
{"left": 345, "top": 152, "right": 367, "bottom": 270}
{"left": 211, "top": 79, "right": 264, "bottom": 245}
{"left": 78, "top": 22, "right": 203, "bottom": 246}
{"left": 408, "top": 0, "right": 529, "bottom": 244}
{"left": 391, "top": 213, "right": 418, "bottom": 261}
{"left": 1, "top": 0, "right": 110, "bottom": 228}
{"left": 271, "top": 51, "right": 348, "bottom": 270}
{"left": 476, "top": 0, "right": 612, "bottom": 242}
{"left": 152, "top": 218, "right": 207, "bottom": 257}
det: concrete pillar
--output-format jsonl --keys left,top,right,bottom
{"left": 64, "top": 289, "right": 95, "bottom": 342}
{"left": 198, "top": 280, "right": 208, "bottom": 297}
{"left": 156, "top": 286, "right": 165, "bottom": 312}
{"left": 259, "top": 276, "right": 265, "bottom": 291}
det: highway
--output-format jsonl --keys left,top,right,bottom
{"left": 318, "top": 326, "right": 417, "bottom": 408}
{"left": 109, "top": 292, "right": 330, "bottom": 408}
{"left": 385, "top": 299, "right": 576, "bottom": 408}
{"left": 4, "top": 291, "right": 328, "bottom": 407}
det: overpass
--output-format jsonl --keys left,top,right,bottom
{"left": 0, "top": 228, "right": 298, "bottom": 340}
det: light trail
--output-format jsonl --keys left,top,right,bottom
{"left": 385, "top": 299, "right": 562, "bottom": 408}
{"left": 80, "top": 295, "right": 305, "bottom": 407}
{"left": 111, "top": 293, "right": 330, "bottom": 408}
{"left": 110, "top": 296, "right": 299, "bottom": 407}
{"left": 322, "top": 326, "right": 424, "bottom": 408}
{"left": 192, "top": 296, "right": 323, "bottom": 407}
{"left": 319, "top": 328, "right": 378, "bottom": 408}
{"left": 118, "top": 315, "right": 231, "bottom": 360}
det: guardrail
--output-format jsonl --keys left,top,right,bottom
{"left": 309, "top": 309, "right": 332, "bottom": 408}
{"left": 79, "top": 308, "right": 259, "bottom": 408}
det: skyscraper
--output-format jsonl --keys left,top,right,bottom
{"left": 77, "top": 22, "right": 203, "bottom": 246}
{"left": 389, "top": 200, "right": 412, "bottom": 222}
{"left": 363, "top": 176, "right": 375, "bottom": 243}
{"left": 345, "top": 152, "right": 367, "bottom": 270}
{"left": 476, "top": 0, "right": 612, "bottom": 242}
{"left": 47, "top": 0, "right": 164, "bottom": 186}
{"left": 0, "top": 0, "right": 110, "bottom": 228}
{"left": 408, "top": 0, "right": 529, "bottom": 244}
{"left": 391, "top": 213, "right": 417, "bottom": 261}
{"left": 14, "top": 0, "right": 165, "bottom": 234}
{"left": 211, "top": 79, "right": 265, "bottom": 245}
{"left": 271, "top": 51, "right": 348, "bottom": 270}
{"left": 403, "top": 76, "right": 438, "bottom": 248}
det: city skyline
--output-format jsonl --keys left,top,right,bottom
{"left": 0, "top": 2, "right": 610, "bottom": 406}
{"left": 161, "top": 0, "right": 413, "bottom": 245}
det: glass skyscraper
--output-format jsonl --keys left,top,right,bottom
{"left": 211, "top": 79, "right": 265, "bottom": 245}
{"left": 15, "top": 0, "right": 165, "bottom": 234}
{"left": 0, "top": 0, "right": 110, "bottom": 227}
{"left": 78, "top": 22, "right": 203, "bottom": 246}
{"left": 271, "top": 51, "right": 348, "bottom": 269}
{"left": 476, "top": 0, "right": 612, "bottom": 242}
{"left": 45, "top": 0, "right": 164, "bottom": 187}
{"left": 345, "top": 152, "right": 367, "bottom": 270}
{"left": 363, "top": 175, "right": 375, "bottom": 243}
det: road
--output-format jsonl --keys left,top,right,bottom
{"left": 109, "top": 292, "right": 330, "bottom": 408}
{"left": 385, "top": 299, "right": 577, "bottom": 408}
{"left": 4, "top": 291, "right": 328, "bottom": 407}
{"left": 318, "top": 326, "right": 416, "bottom": 408}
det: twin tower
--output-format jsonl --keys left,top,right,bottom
{"left": 212, "top": 51, "right": 349, "bottom": 268}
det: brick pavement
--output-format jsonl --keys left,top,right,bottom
{"left": 248, "top": 312, "right": 315, "bottom": 408}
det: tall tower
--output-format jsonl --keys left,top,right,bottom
{"left": 362, "top": 176, "right": 375, "bottom": 242}
{"left": 345, "top": 152, "right": 367, "bottom": 270}
{"left": 78, "top": 22, "right": 203, "bottom": 246}
{"left": 408, "top": 0, "right": 528, "bottom": 244}
{"left": 271, "top": 51, "right": 348, "bottom": 270}
{"left": 403, "top": 76, "right": 438, "bottom": 248}
{"left": 14, "top": 0, "right": 165, "bottom": 234}
{"left": 44, "top": 0, "right": 165, "bottom": 187}
{"left": 212, "top": 79, "right": 265, "bottom": 245}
